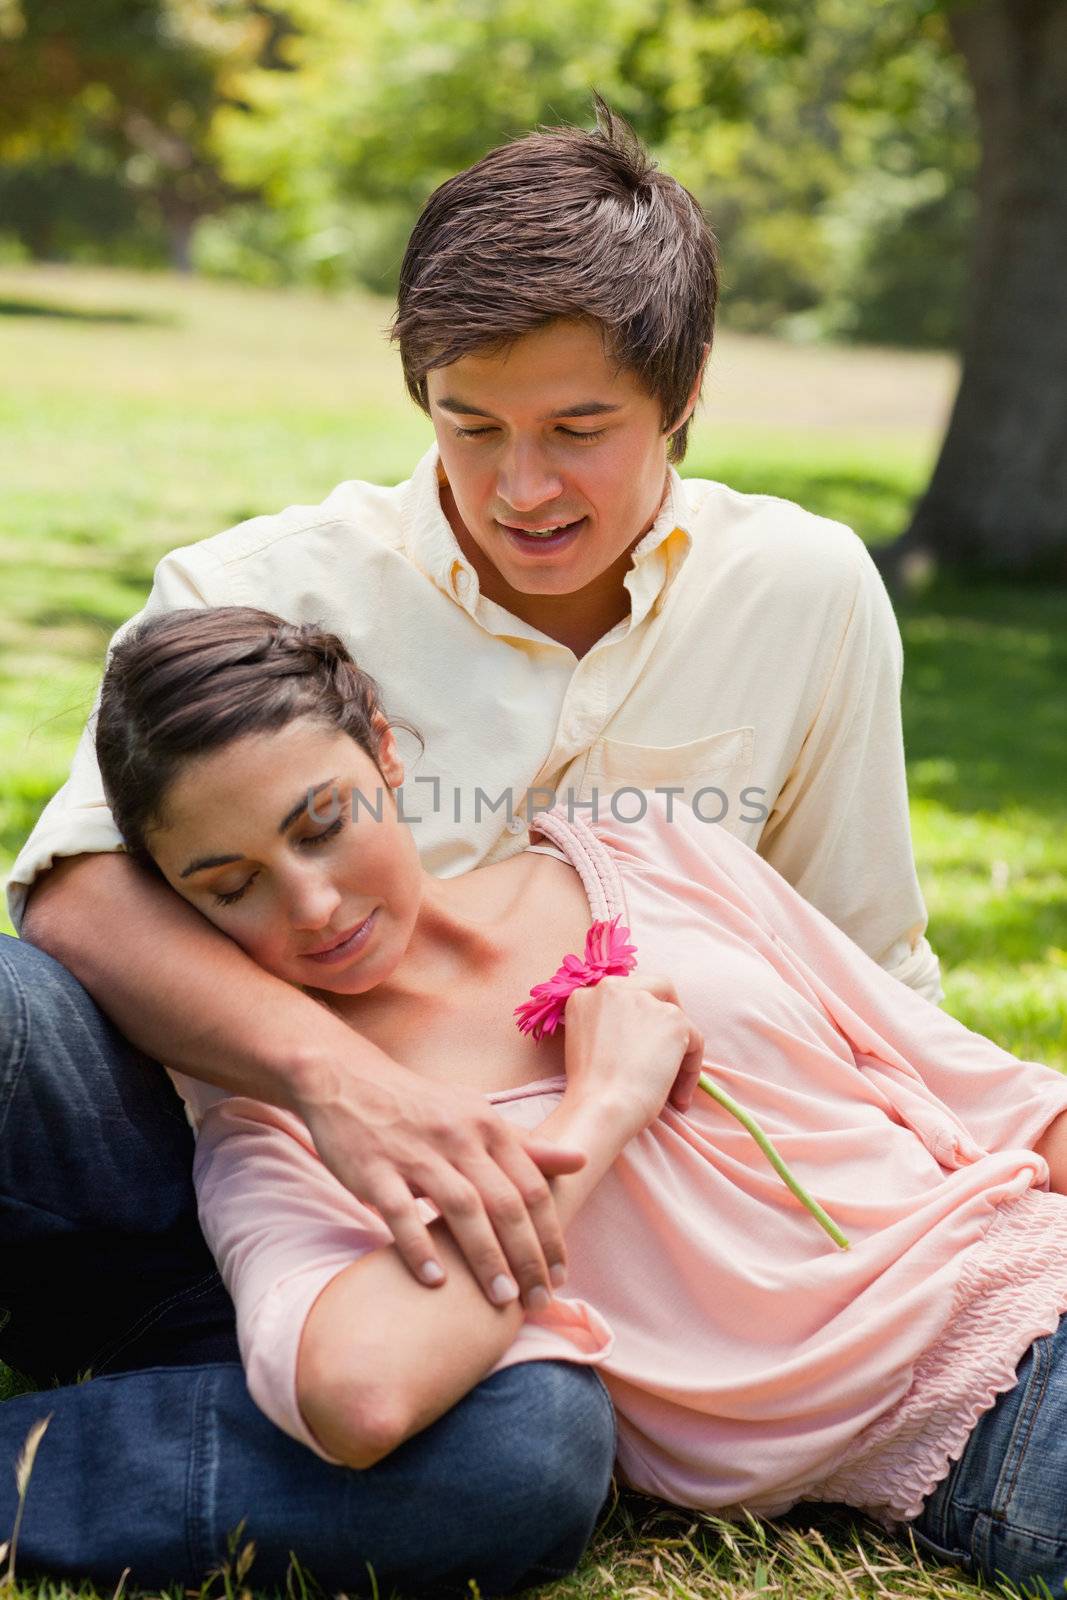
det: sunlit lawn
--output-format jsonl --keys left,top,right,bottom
{"left": 1, "top": 265, "right": 1065, "bottom": 1599}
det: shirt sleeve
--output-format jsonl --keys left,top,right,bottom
{"left": 5, "top": 543, "right": 229, "bottom": 932}
{"left": 754, "top": 537, "right": 943, "bottom": 1005}
{"left": 648, "top": 798, "right": 1067, "bottom": 1172}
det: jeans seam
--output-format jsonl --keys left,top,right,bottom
{"left": 186, "top": 1365, "right": 211, "bottom": 1577}
{"left": 0, "top": 943, "right": 29, "bottom": 1140}
{"left": 588, "top": 1367, "right": 618, "bottom": 1458}
{"left": 989, "top": 1335, "right": 1052, "bottom": 1524}
{"left": 84, "top": 1268, "right": 226, "bottom": 1376}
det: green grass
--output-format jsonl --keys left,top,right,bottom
{"left": 1, "top": 265, "right": 1065, "bottom": 1599}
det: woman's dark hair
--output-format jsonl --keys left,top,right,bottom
{"left": 95, "top": 606, "right": 420, "bottom": 868}
{"left": 392, "top": 96, "right": 718, "bottom": 464}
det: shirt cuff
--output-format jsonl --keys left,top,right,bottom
{"left": 6, "top": 816, "right": 127, "bottom": 933}
{"left": 879, "top": 933, "right": 944, "bottom": 1006}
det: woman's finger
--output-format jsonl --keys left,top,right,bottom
{"left": 670, "top": 1020, "right": 706, "bottom": 1111}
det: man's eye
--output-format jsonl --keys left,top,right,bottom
{"left": 454, "top": 425, "right": 497, "bottom": 439}
{"left": 558, "top": 427, "right": 607, "bottom": 441}
{"left": 302, "top": 818, "right": 344, "bottom": 847}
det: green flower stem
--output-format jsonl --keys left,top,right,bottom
{"left": 697, "top": 1072, "right": 851, "bottom": 1251}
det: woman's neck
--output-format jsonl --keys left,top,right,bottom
{"left": 343, "top": 852, "right": 546, "bottom": 1009}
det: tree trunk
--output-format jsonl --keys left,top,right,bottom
{"left": 896, "top": 0, "right": 1067, "bottom": 581}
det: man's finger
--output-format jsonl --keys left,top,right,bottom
{"left": 369, "top": 1169, "right": 449, "bottom": 1287}
{"left": 488, "top": 1133, "right": 570, "bottom": 1292}
{"left": 456, "top": 1151, "right": 554, "bottom": 1308}
{"left": 421, "top": 1164, "right": 523, "bottom": 1309}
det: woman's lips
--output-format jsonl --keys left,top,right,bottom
{"left": 303, "top": 909, "right": 377, "bottom": 965}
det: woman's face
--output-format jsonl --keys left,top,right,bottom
{"left": 147, "top": 716, "right": 422, "bottom": 994}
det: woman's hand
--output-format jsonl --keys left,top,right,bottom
{"left": 562, "top": 973, "right": 705, "bottom": 1139}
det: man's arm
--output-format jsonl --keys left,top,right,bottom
{"left": 10, "top": 530, "right": 582, "bottom": 1308}
{"left": 756, "top": 535, "right": 943, "bottom": 1004}
{"left": 21, "top": 851, "right": 583, "bottom": 1309}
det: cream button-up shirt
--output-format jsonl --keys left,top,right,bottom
{"left": 7, "top": 445, "right": 942, "bottom": 1000}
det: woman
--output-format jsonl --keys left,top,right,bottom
{"left": 92, "top": 603, "right": 1067, "bottom": 1595}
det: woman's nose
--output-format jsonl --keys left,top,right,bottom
{"left": 286, "top": 870, "right": 342, "bottom": 931}
{"left": 496, "top": 441, "right": 563, "bottom": 514}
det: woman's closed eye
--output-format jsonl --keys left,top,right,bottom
{"left": 212, "top": 816, "right": 346, "bottom": 907}
{"left": 303, "top": 816, "right": 345, "bottom": 848}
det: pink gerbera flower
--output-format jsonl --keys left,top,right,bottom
{"left": 513, "top": 915, "right": 638, "bottom": 1040}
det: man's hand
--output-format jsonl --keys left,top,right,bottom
{"left": 23, "top": 852, "right": 585, "bottom": 1313}
{"left": 297, "top": 1061, "right": 587, "bottom": 1308}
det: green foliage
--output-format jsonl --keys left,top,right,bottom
{"left": 195, "top": 0, "right": 978, "bottom": 345}
{"left": 0, "top": 1, "right": 979, "bottom": 342}
{"left": 0, "top": 0, "right": 279, "bottom": 265}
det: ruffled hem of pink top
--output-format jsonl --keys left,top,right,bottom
{"left": 807, "top": 1186, "right": 1067, "bottom": 1529}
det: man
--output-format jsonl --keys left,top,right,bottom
{"left": 0, "top": 103, "right": 940, "bottom": 1590}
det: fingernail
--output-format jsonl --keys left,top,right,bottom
{"left": 420, "top": 1261, "right": 445, "bottom": 1285}
{"left": 490, "top": 1274, "right": 519, "bottom": 1305}
{"left": 550, "top": 1262, "right": 567, "bottom": 1288}
{"left": 527, "top": 1286, "right": 552, "bottom": 1313}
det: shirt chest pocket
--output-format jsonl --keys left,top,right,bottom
{"left": 578, "top": 726, "right": 756, "bottom": 826}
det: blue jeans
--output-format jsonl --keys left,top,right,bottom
{"left": 907, "top": 1311, "right": 1067, "bottom": 1597}
{"left": 0, "top": 933, "right": 616, "bottom": 1593}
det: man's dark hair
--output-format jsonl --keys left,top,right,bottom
{"left": 392, "top": 97, "right": 718, "bottom": 463}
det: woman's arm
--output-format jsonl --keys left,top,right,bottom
{"left": 296, "top": 1087, "right": 632, "bottom": 1467}
{"left": 292, "top": 975, "right": 703, "bottom": 1467}
{"left": 640, "top": 798, "right": 1067, "bottom": 1168}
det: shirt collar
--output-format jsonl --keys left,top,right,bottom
{"left": 402, "top": 442, "right": 693, "bottom": 638}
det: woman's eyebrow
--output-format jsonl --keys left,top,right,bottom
{"left": 278, "top": 778, "right": 337, "bottom": 833}
{"left": 179, "top": 779, "right": 337, "bottom": 878}
{"left": 180, "top": 851, "right": 244, "bottom": 878}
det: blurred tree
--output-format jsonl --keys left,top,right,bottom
{"left": 202, "top": 0, "right": 650, "bottom": 288}
{"left": 206, "top": 0, "right": 977, "bottom": 344}
{"left": 0, "top": 0, "right": 288, "bottom": 267}
{"left": 887, "top": 0, "right": 1067, "bottom": 579}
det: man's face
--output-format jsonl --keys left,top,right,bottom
{"left": 426, "top": 319, "right": 690, "bottom": 628}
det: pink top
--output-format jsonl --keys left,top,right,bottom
{"left": 189, "top": 799, "right": 1067, "bottom": 1531}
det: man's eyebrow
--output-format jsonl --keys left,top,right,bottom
{"left": 178, "top": 779, "right": 337, "bottom": 878}
{"left": 435, "top": 396, "right": 623, "bottom": 421}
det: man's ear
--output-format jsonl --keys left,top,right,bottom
{"left": 666, "top": 344, "right": 710, "bottom": 441}
{"left": 372, "top": 713, "right": 405, "bottom": 789}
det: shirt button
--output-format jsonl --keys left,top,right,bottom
{"left": 506, "top": 815, "right": 526, "bottom": 835}
{"left": 455, "top": 570, "right": 471, "bottom": 595}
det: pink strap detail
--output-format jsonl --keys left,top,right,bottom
{"left": 528, "top": 807, "right": 625, "bottom": 923}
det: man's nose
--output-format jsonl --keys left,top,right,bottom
{"left": 496, "top": 440, "right": 563, "bottom": 515}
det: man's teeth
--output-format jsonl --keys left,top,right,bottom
{"left": 514, "top": 520, "right": 577, "bottom": 537}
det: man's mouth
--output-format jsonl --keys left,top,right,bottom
{"left": 496, "top": 516, "right": 586, "bottom": 550}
